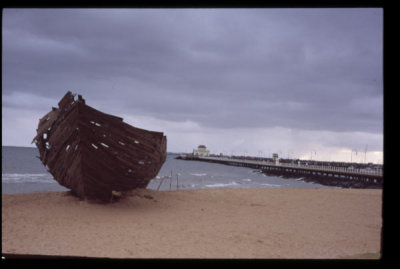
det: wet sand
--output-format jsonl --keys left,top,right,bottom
{"left": 2, "top": 188, "right": 382, "bottom": 259}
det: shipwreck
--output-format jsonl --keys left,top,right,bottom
{"left": 32, "top": 91, "right": 167, "bottom": 201}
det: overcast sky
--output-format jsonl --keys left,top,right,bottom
{"left": 2, "top": 8, "right": 383, "bottom": 163}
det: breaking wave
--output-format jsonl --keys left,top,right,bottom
{"left": 204, "top": 182, "right": 240, "bottom": 188}
{"left": 2, "top": 173, "right": 55, "bottom": 184}
{"left": 259, "top": 183, "right": 281, "bottom": 187}
{"left": 190, "top": 173, "right": 207, "bottom": 177}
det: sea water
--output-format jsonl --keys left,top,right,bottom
{"left": 2, "top": 146, "right": 333, "bottom": 194}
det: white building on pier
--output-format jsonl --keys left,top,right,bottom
{"left": 193, "top": 145, "right": 210, "bottom": 157}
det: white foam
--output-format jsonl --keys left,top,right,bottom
{"left": 2, "top": 173, "right": 55, "bottom": 184}
{"left": 260, "top": 183, "right": 281, "bottom": 187}
{"left": 204, "top": 182, "right": 240, "bottom": 188}
{"left": 242, "top": 178, "right": 252, "bottom": 182}
{"left": 190, "top": 173, "right": 207, "bottom": 177}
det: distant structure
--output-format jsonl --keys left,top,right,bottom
{"left": 272, "top": 153, "right": 280, "bottom": 165}
{"left": 193, "top": 145, "right": 210, "bottom": 157}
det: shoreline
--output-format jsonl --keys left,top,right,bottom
{"left": 2, "top": 188, "right": 382, "bottom": 259}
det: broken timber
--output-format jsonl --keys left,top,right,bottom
{"left": 32, "top": 91, "right": 167, "bottom": 201}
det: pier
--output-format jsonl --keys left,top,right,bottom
{"left": 178, "top": 156, "right": 383, "bottom": 188}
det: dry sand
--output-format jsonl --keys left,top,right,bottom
{"left": 2, "top": 188, "right": 382, "bottom": 259}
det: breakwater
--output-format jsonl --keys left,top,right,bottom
{"left": 177, "top": 156, "right": 383, "bottom": 189}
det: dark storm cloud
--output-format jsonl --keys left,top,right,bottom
{"left": 3, "top": 8, "right": 382, "bottom": 134}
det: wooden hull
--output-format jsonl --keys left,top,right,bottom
{"left": 33, "top": 92, "right": 167, "bottom": 201}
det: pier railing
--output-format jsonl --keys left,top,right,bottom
{"left": 197, "top": 156, "right": 383, "bottom": 177}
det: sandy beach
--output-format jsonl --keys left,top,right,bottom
{"left": 2, "top": 188, "right": 382, "bottom": 259}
